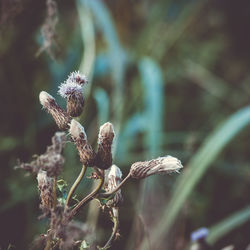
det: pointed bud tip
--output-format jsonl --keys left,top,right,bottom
{"left": 69, "top": 119, "right": 86, "bottom": 139}
{"left": 99, "top": 122, "right": 115, "bottom": 136}
{"left": 39, "top": 91, "right": 54, "bottom": 106}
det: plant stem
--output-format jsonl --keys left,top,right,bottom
{"left": 71, "top": 171, "right": 104, "bottom": 216}
{"left": 66, "top": 165, "right": 87, "bottom": 206}
{"left": 101, "top": 208, "right": 119, "bottom": 249}
{"left": 53, "top": 176, "right": 57, "bottom": 210}
{"left": 100, "top": 172, "right": 131, "bottom": 198}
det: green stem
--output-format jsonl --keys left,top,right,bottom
{"left": 101, "top": 208, "right": 119, "bottom": 249}
{"left": 100, "top": 172, "right": 131, "bottom": 198}
{"left": 71, "top": 171, "right": 104, "bottom": 217}
{"left": 66, "top": 165, "right": 87, "bottom": 206}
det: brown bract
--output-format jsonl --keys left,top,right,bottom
{"left": 69, "top": 119, "right": 96, "bottom": 166}
{"left": 96, "top": 122, "right": 115, "bottom": 170}
{"left": 39, "top": 91, "right": 71, "bottom": 130}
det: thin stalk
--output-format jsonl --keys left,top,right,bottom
{"left": 100, "top": 172, "right": 131, "bottom": 198}
{"left": 101, "top": 208, "right": 119, "bottom": 249}
{"left": 71, "top": 172, "right": 104, "bottom": 216}
{"left": 53, "top": 177, "right": 57, "bottom": 210}
{"left": 66, "top": 165, "right": 87, "bottom": 206}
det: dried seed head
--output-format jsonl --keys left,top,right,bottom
{"left": 67, "top": 71, "right": 88, "bottom": 86}
{"left": 69, "top": 119, "right": 96, "bottom": 166}
{"left": 95, "top": 122, "right": 115, "bottom": 170}
{"left": 130, "top": 156, "right": 183, "bottom": 179}
{"left": 37, "top": 170, "right": 54, "bottom": 212}
{"left": 104, "top": 165, "right": 123, "bottom": 207}
{"left": 39, "top": 91, "right": 71, "bottom": 130}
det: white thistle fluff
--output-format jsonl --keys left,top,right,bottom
{"left": 58, "top": 81, "right": 82, "bottom": 98}
{"left": 67, "top": 71, "right": 88, "bottom": 85}
{"left": 69, "top": 119, "right": 87, "bottom": 139}
{"left": 39, "top": 91, "right": 54, "bottom": 106}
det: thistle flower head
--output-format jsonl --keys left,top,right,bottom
{"left": 98, "top": 122, "right": 115, "bottom": 143}
{"left": 95, "top": 122, "right": 115, "bottom": 170}
{"left": 39, "top": 91, "right": 54, "bottom": 107}
{"left": 104, "top": 165, "right": 123, "bottom": 207}
{"left": 58, "top": 81, "right": 82, "bottom": 98}
{"left": 69, "top": 119, "right": 96, "bottom": 166}
{"left": 67, "top": 71, "right": 88, "bottom": 85}
{"left": 37, "top": 170, "right": 54, "bottom": 212}
{"left": 130, "top": 156, "right": 183, "bottom": 179}
{"left": 39, "top": 91, "right": 71, "bottom": 130}
{"left": 69, "top": 119, "right": 87, "bottom": 140}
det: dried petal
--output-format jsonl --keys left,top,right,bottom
{"left": 69, "top": 119, "right": 96, "bottom": 166}
{"left": 130, "top": 156, "right": 183, "bottom": 179}
{"left": 39, "top": 91, "right": 71, "bottom": 130}
{"left": 66, "top": 71, "right": 88, "bottom": 86}
{"left": 96, "top": 122, "right": 115, "bottom": 170}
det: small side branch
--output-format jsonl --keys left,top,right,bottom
{"left": 66, "top": 164, "right": 87, "bottom": 206}
{"left": 71, "top": 171, "right": 104, "bottom": 216}
{"left": 100, "top": 172, "right": 131, "bottom": 198}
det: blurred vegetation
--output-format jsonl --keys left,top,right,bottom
{"left": 0, "top": 0, "right": 250, "bottom": 249}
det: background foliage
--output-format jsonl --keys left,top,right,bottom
{"left": 0, "top": 0, "right": 250, "bottom": 249}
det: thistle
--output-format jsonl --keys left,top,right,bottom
{"left": 58, "top": 71, "right": 87, "bottom": 117}
{"left": 37, "top": 170, "right": 54, "bottom": 212}
{"left": 39, "top": 91, "right": 71, "bottom": 130}
{"left": 69, "top": 119, "right": 96, "bottom": 166}
{"left": 96, "top": 122, "right": 115, "bottom": 170}
{"left": 104, "top": 165, "right": 123, "bottom": 207}
{"left": 129, "top": 156, "right": 183, "bottom": 179}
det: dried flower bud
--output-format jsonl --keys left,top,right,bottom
{"left": 37, "top": 170, "right": 54, "bottom": 211}
{"left": 130, "top": 156, "right": 183, "bottom": 179}
{"left": 96, "top": 122, "right": 115, "bottom": 170}
{"left": 39, "top": 91, "right": 71, "bottom": 130}
{"left": 69, "top": 119, "right": 96, "bottom": 166}
{"left": 58, "top": 81, "right": 85, "bottom": 117}
{"left": 104, "top": 165, "right": 123, "bottom": 207}
{"left": 66, "top": 71, "right": 88, "bottom": 86}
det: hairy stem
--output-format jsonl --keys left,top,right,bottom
{"left": 100, "top": 172, "right": 131, "bottom": 198}
{"left": 71, "top": 171, "right": 104, "bottom": 216}
{"left": 66, "top": 165, "right": 87, "bottom": 206}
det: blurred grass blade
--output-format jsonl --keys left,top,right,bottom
{"left": 207, "top": 206, "right": 250, "bottom": 244}
{"left": 139, "top": 57, "right": 164, "bottom": 157}
{"left": 76, "top": 0, "right": 95, "bottom": 94}
{"left": 139, "top": 105, "right": 250, "bottom": 249}
{"left": 93, "top": 88, "right": 109, "bottom": 126}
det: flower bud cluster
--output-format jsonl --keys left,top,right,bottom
{"left": 39, "top": 71, "right": 88, "bottom": 130}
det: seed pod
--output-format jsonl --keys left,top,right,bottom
{"left": 37, "top": 170, "right": 54, "bottom": 211}
{"left": 39, "top": 91, "right": 71, "bottom": 130}
{"left": 96, "top": 122, "right": 115, "bottom": 170}
{"left": 130, "top": 156, "right": 183, "bottom": 179}
{"left": 104, "top": 165, "right": 123, "bottom": 207}
{"left": 69, "top": 119, "right": 96, "bottom": 166}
